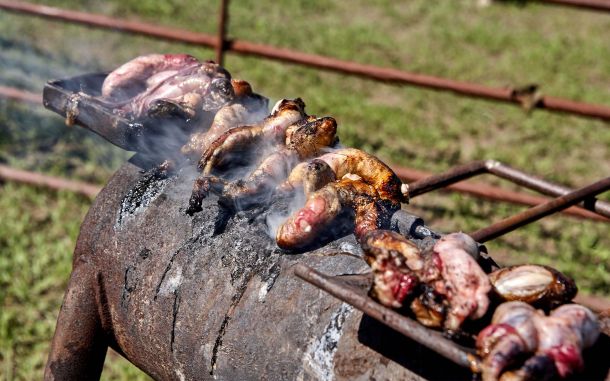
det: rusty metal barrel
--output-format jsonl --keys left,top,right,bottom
{"left": 44, "top": 155, "right": 473, "bottom": 381}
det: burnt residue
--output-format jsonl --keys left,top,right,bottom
{"left": 116, "top": 164, "right": 171, "bottom": 227}
{"left": 170, "top": 290, "right": 181, "bottom": 353}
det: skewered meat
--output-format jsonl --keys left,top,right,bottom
{"left": 425, "top": 233, "right": 491, "bottom": 332}
{"left": 276, "top": 178, "right": 399, "bottom": 251}
{"left": 217, "top": 117, "right": 338, "bottom": 209}
{"left": 180, "top": 79, "right": 269, "bottom": 160}
{"left": 361, "top": 230, "right": 423, "bottom": 308}
{"left": 197, "top": 98, "right": 307, "bottom": 174}
{"left": 279, "top": 148, "right": 409, "bottom": 203}
{"left": 476, "top": 301, "right": 600, "bottom": 381}
{"left": 100, "top": 54, "right": 234, "bottom": 118}
{"left": 489, "top": 265, "right": 577, "bottom": 308}
{"left": 186, "top": 99, "right": 309, "bottom": 214}
{"left": 361, "top": 231, "right": 490, "bottom": 332}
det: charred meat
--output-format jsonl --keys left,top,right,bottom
{"left": 180, "top": 79, "right": 269, "bottom": 160}
{"left": 276, "top": 178, "right": 399, "bottom": 251}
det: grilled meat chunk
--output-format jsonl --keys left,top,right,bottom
{"left": 361, "top": 230, "right": 423, "bottom": 308}
{"left": 489, "top": 264, "right": 577, "bottom": 309}
{"left": 477, "top": 302, "right": 600, "bottom": 381}
{"left": 279, "top": 148, "right": 409, "bottom": 203}
{"left": 197, "top": 98, "right": 307, "bottom": 174}
{"left": 180, "top": 79, "right": 269, "bottom": 159}
{"left": 276, "top": 179, "right": 398, "bottom": 250}
{"left": 361, "top": 231, "right": 490, "bottom": 332}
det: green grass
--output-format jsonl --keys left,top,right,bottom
{"left": 0, "top": 0, "right": 609, "bottom": 379}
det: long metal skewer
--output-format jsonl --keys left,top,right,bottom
{"left": 407, "top": 160, "right": 610, "bottom": 219}
{"left": 469, "top": 177, "right": 610, "bottom": 242}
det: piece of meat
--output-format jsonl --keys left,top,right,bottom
{"left": 180, "top": 80, "right": 269, "bottom": 160}
{"left": 197, "top": 98, "right": 307, "bottom": 174}
{"left": 101, "top": 54, "right": 201, "bottom": 100}
{"left": 489, "top": 265, "right": 577, "bottom": 308}
{"left": 361, "top": 230, "right": 423, "bottom": 308}
{"left": 477, "top": 302, "right": 600, "bottom": 381}
{"left": 535, "top": 304, "right": 600, "bottom": 378}
{"left": 276, "top": 179, "right": 398, "bottom": 251}
{"left": 279, "top": 148, "right": 409, "bottom": 204}
{"left": 427, "top": 233, "right": 491, "bottom": 332}
{"left": 477, "top": 302, "right": 540, "bottom": 381}
{"left": 100, "top": 55, "right": 233, "bottom": 118}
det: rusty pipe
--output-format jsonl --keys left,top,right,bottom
{"left": 406, "top": 160, "right": 610, "bottom": 220}
{"left": 469, "top": 176, "right": 610, "bottom": 242}
{"left": 0, "top": 85, "right": 41, "bottom": 104}
{"left": 0, "top": 164, "right": 101, "bottom": 198}
{"left": 534, "top": 0, "right": 610, "bottom": 12}
{"left": 215, "top": 0, "right": 229, "bottom": 66}
{"left": 1, "top": 0, "right": 610, "bottom": 120}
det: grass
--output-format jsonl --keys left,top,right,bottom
{"left": 0, "top": 0, "right": 609, "bottom": 379}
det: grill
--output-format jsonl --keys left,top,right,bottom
{"left": 42, "top": 74, "right": 610, "bottom": 381}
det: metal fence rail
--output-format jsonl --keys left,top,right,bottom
{"left": 1, "top": 0, "right": 609, "bottom": 121}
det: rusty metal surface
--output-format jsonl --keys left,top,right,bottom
{"left": 215, "top": 0, "right": 229, "bottom": 66}
{"left": 470, "top": 176, "right": 610, "bottom": 242}
{"left": 3, "top": 0, "right": 610, "bottom": 120}
{"left": 406, "top": 160, "right": 610, "bottom": 220}
{"left": 44, "top": 157, "right": 472, "bottom": 381}
{"left": 0, "top": 164, "right": 101, "bottom": 198}
{"left": 535, "top": 0, "right": 610, "bottom": 12}
{"left": 0, "top": 85, "right": 41, "bottom": 104}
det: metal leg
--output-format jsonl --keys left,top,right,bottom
{"left": 44, "top": 263, "right": 107, "bottom": 381}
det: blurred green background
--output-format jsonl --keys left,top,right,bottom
{"left": 0, "top": 0, "right": 609, "bottom": 379}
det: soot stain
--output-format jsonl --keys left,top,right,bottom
{"left": 116, "top": 166, "right": 171, "bottom": 227}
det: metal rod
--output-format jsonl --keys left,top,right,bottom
{"left": 0, "top": 85, "right": 41, "bottom": 104}
{"left": 0, "top": 164, "right": 101, "bottom": 198}
{"left": 293, "top": 263, "right": 479, "bottom": 371}
{"left": 469, "top": 177, "right": 610, "bottom": 242}
{"left": 2, "top": 1, "right": 610, "bottom": 121}
{"left": 394, "top": 165, "right": 608, "bottom": 221}
{"left": 215, "top": 0, "right": 229, "bottom": 66}
{"left": 406, "top": 160, "right": 610, "bottom": 220}
{"left": 535, "top": 0, "right": 610, "bottom": 12}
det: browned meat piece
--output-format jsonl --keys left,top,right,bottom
{"left": 180, "top": 79, "right": 269, "bottom": 160}
{"left": 187, "top": 115, "right": 337, "bottom": 214}
{"left": 279, "top": 148, "right": 409, "bottom": 204}
{"left": 218, "top": 117, "right": 337, "bottom": 209}
{"left": 197, "top": 98, "right": 307, "bottom": 174}
{"left": 489, "top": 265, "right": 577, "bottom": 308}
{"left": 476, "top": 301, "right": 600, "bottom": 381}
{"left": 276, "top": 178, "right": 398, "bottom": 251}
